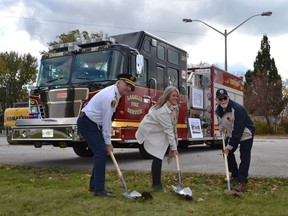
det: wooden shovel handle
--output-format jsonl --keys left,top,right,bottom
{"left": 222, "top": 133, "right": 231, "bottom": 190}
{"left": 175, "top": 154, "right": 180, "bottom": 172}
{"left": 109, "top": 151, "right": 122, "bottom": 177}
{"left": 175, "top": 154, "right": 183, "bottom": 187}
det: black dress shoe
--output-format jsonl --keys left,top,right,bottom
{"left": 90, "top": 189, "right": 113, "bottom": 193}
{"left": 94, "top": 190, "right": 116, "bottom": 198}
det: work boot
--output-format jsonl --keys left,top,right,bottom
{"left": 231, "top": 183, "right": 246, "bottom": 192}
{"left": 94, "top": 190, "right": 115, "bottom": 198}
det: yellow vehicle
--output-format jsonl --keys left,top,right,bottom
{"left": 4, "top": 102, "right": 29, "bottom": 144}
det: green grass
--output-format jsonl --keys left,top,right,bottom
{"left": 0, "top": 165, "right": 287, "bottom": 216}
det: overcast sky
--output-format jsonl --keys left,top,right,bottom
{"left": 0, "top": 0, "right": 287, "bottom": 79}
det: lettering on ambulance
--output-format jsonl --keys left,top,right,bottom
{"left": 126, "top": 94, "right": 143, "bottom": 115}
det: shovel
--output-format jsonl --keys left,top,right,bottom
{"left": 222, "top": 132, "right": 231, "bottom": 191}
{"left": 172, "top": 154, "right": 193, "bottom": 199}
{"left": 109, "top": 151, "right": 142, "bottom": 198}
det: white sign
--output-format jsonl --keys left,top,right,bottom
{"left": 192, "top": 88, "right": 203, "bottom": 109}
{"left": 188, "top": 118, "right": 203, "bottom": 138}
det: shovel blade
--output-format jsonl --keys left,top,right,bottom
{"left": 172, "top": 185, "right": 192, "bottom": 197}
{"left": 130, "top": 190, "right": 142, "bottom": 197}
{"left": 172, "top": 185, "right": 181, "bottom": 193}
{"left": 123, "top": 190, "right": 142, "bottom": 198}
{"left": 181, "top": 187, "right": 192, "bottom": 197}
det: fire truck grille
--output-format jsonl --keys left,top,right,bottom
{"left": 40, "top": 88, "right": 89, "bottom": 118}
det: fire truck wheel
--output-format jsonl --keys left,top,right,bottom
{"left": 138, "top": 144, "right": 153, "bottom": 159}
{"left": 6, "top": 134, "right": 18, "bottom": 145}
{"left": 72, "top": 145, "right": 93, "bottom": 157}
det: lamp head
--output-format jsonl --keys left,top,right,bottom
{"left": 182, "top": 18, "right": 192, "bottom": 23}
{"left": 261, "top": 11, "right": 272, "bottom": 16}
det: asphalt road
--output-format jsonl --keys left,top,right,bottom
{"left": 0, "top": 136, "right": 287, "bottom": 178}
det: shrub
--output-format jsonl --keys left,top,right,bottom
{"left": 253, "top": 119, "right": 274, "bottom": 135}
{"left": 277, "top": 118, "right": 288, "bottom": 134}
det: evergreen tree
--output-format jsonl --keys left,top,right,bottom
{"left": 244, "top": 35, "right": 288, "bottom": 129}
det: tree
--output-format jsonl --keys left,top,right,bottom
{"left": 48, "top": 29, "right": 106, "bottom": 46}
{"left": 244, "top": 35, "right": 288, "bottom": 130}
{"left": 0, "top": 30, "right": 105, "bottom": 114}
{"left": 0, "top": 51, "right": 38, "bottom": 112}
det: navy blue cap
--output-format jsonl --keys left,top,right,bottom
{"left": 216, "top": 88, "right": 228, "bottom": 98}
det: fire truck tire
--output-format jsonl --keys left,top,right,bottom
{"left": 72, "top": 145, "right": 93, "bottom": 157}
{"left": 7, "top": 136, "right": 12, "bottom": 144}
{"left": 7, "top": 135, "right": 17, "bottom": 145}
{"left": 138, "top": 144, "right": 153, "bottom": 159}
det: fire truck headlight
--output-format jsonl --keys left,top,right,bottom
{"left": 22, "top": 131, "right": 28, "bottom": 138}
{"left": 30, "top": 106, "right": 38, "bottom": 114}
{"left": 69, "top": 129, "right": 75, "bottom": 138}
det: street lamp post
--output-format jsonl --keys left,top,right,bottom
{"left": 183, "top": 11, "right": 272, "bottom": 71}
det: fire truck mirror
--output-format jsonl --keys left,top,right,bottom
{"left": 136, "top": 54, "right": 144, "bottom": 76}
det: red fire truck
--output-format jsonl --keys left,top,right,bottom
{"left": 11, "top": 31, "right": 243, "bottom": 158}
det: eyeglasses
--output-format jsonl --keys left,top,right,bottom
{"left": 218, "top": 96, "right": 228, "bottom": 101}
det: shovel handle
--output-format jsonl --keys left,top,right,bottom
{"left": 175, "top": 154, "right": 180, "bottom": 172}
{"left": 175, "top": 154, "right": 182, "bottom": 186}
{"left": 109, "top": 151, "right": 129, "bottom": 192}
{"left": 222, "top": 133, "right": 231, "bottom": 191}
{"left": 109, "top": 151, "right": 122, "bottom": 177}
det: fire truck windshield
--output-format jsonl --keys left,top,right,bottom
{"left": 37, "top": 56, "right": 72, "bottom": 87}
{"left": 71, "top": 50, "right": 124, "bottom": 83}
{"left": 36, "top": 50, "right": 125, "bottom": 87}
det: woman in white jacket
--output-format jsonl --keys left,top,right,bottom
{"left": 136, "top": 86, "right": 179, "bottom": 191}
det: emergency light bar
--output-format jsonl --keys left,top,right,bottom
{"left": 49, "top": 37, "right": 116, "bottom": 52}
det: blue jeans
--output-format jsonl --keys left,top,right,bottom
{"left": 228, "top": 138, "right": 253, "bottom": 183}
{"left": 77, "top": 114, "right": 107, "bottom": 191}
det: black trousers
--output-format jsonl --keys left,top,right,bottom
{"left": 151, "top": 156, "right": 162, "bottom": 187}
{"left": 77, "top": 113, "right": 106, "bottom": 192}
{"left": 227, "top": 138, "right": 253, "bottom": 183}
